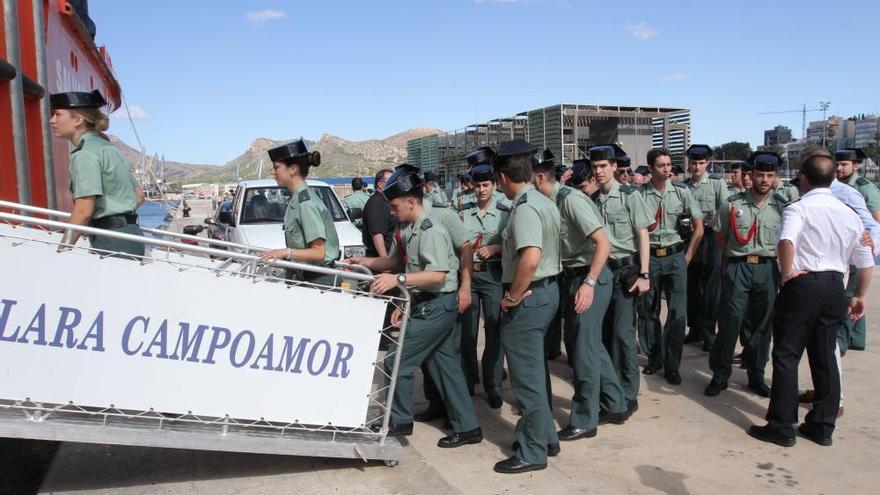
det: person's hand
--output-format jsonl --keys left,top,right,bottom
{"left": 390, "top": 307, "right": 403, "bottom": 328}
{"left": 628, "top": 277, "right": 650, "bottom": 296}
{"left": 780, "top": 269, "right": 808, "bottom": 287}
{"left": 346, "top": 256, "right": 365, "bottom": 265}
{"left": 500, "top": 290, "right": 532, "bottom": 312}
{"left": 560, "top": 168, "right": 573, "bottom": 185}
{"left": 259, "top": 249, "right": 288, "bottom": 262}
{"left": 684, "top": 252, "right": 693, "bottom": 266}
{"left": 574, "top": 284, "right": 595, "bottom": 313}
{"left": 860, "top": 230, "right": 873, "bottom": 249}
{"left": 370, "top": 273, "right": 398, "bottom": 295}
{"left": 457, "top": 285, "right": 472, "bottom": 314}
{"left": 476, "top": 246, "right": 493, "bottom": 260}
{"left": 849, "top": 296, "right": 866, "bottom": 321}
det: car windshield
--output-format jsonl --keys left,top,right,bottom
{"left": 240, "top": 186, "right": 348, "bottom": 224}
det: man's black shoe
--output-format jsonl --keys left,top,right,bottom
{"left": 493, "top": 456, "right": 547, "bottom": 474}
{"left": 487, "top": 394, "right": 503, "bottom": 409}
{"left": 797, "top": 423, "right": 832, "bottom": 447}
{"left": 598, "top": 410, "right": 628, "bottom": 425}
{"left": 557, "top": 425, "right": 598, "bottom": 441}
{"left": 512, "top": 441, "right": 560, "bottom": 457}
{"left": 414, "top": 408, "right": 447, "bottom": 423}
{"left": 747, "top": 424, "right": 795, "bottom": 447}
{"left": 665, "top": 370, "right": 682, "bottom": 385}
{"left": 626, "top": 399, "right": 639, "bottom": 419}
{"left": 748, "top": 377, "right": 771, "bottom": 398}
{"left": 386, "top": 423, "right": 414, "bottom": 436}
{"left": 437, "top": 427, "right": 483, "bottom": 448}
{"left": 704, "top": 379, "right": 728, "bottom": 397}
{"left": 642, "top": 364, "right": 662, "bottom": 375}
{"left": 732, "top": 352, "right": 743, "bottom": 364}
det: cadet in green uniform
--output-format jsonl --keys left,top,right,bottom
{"left": 773, "top": 176, "right": 800, "bottom": 205}
{"left": 342, "top": 177, "right": 370, "bottom": 229}
{"left": 727, "top": 161, "right": 747, "bottom": 197}
{"left": 835, "top": 148, "right": 880, "bottom": 352}
{"left": 706, "top": 151, "right": 787, "bottom": 397}
{"left": 638, "top": 148, "right": 704, "bottom": 385}
{"left": 684, "top": 145, "right": 727, "bottom": 351}
{"left": 259, "top": 140, "right": 340, "bottom": 286}
{"left": 50, "top": 90, "right": 145, "bottom": 258}
{"left": 537, "top": 150, "right": 566, "bottom": 361}
{"left": 590, "top": 146, "right": 652, "bottom": 412}
{"left": 424, "top": 171, "right": 448, "bottom": 207}
{"left": 350, "top": 164, "right": 482, "bottom": 448}
{"left": 454, "top": 173, "right": 475, "bottom": 211}
{"left": 458, "top": 164, "right": 510, "bottom": 408}
{"left": 533, "top": 148, "right": 629, "bottom": 441}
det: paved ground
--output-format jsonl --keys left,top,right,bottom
{"left": 9, "top": 203, "right": 880, "bottom": 494}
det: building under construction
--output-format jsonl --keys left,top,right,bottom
{"left": 407, "top": 104, "right": 691, "bottom": 179}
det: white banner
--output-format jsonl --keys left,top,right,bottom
{"left": 0, "top": 225, "right": 386, "bottom": 428}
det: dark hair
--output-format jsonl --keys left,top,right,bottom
{"left": 282, "top": 151, "right": 321, "bottom": 177}
{"left": 646, "top": 148, "right": 671, "bottom": 167}
{"left": 351, "top": 177, "right": 364, "bottom": 190}
{"left": 493, "top": 154, "right": 534, "bottom": 183}
{"left": 375, "top": 168, "right": 392, "bottom": 184}
{"left": 800, "top": 154, "right": 835, "bottom": 187}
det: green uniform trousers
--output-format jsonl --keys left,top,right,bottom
{"left": 838, "top": 264, "right": 867, "bottom": 351}
{"left": 686, "top": 234, "right": 721, "bottom": 345}
{"left": 385, "top": 293, "right": 479, "bottom": 433}
{"left": 89, "top": 224, "right": 145, "bottom": 258}
{"left": 709, "top": 259, "right": 779, "bottom": 383}
{"left": 502, "top": 280, "right": 559, "bottom": 465}
{"left": 602, "top": 265, "right": 641, "bottom": 402}
{"left": 639, "top": 251, "right": 687, "bottom": 373}
{"left": 564, "top": 268, "right": 627, "bottom": 429}
{"left": 459, "top": 264, "right": 505, "bottom": 396}
{"left": 543, "top": 283, "right": 569, "bottom": 360}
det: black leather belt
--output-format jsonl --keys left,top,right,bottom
{"left": 608, "top": 255, "right": 637, "bottom": 271}
{"left": 561, "top": 265, "right": 589, "bottom": 277}
{"left": 473, "top": 260, "right": 501, "bottom": 272}
{"left": 798, "top": 271, "right": 843, "bottom": 281}
{"left": 412, "top": 291, "right": 454, "bottom": 305}
{"left": 650, "top": 243, "right": 684, "bottom": 257}
{"left": 503, "top": 275, "right": 557, "bottom": 292}
{"left": 729, "top": 255, "right": 775, "bottom": 265}
{"left": 90, "top": 213, "right": 138, "bottom": 229}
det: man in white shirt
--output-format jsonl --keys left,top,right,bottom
{"left": 748, "top": 153, "right": 873, "bottom": 448}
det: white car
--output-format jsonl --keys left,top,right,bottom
{"left": 212, "top": 179, "right": 366, "bottom": 259}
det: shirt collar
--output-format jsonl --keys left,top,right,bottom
{"left": 72, "top": 131, "right": 98, "bottom": 153}
{"left": 606, "top": 179, "right": 621, "bottom": 198}
{"left": 647, "top": 179, "right": 670, "bottom": 197}
{"left": 803, "top": 188, "right": 833, "bottom": 199}
{"left": 549, "top": 182, "right": 561, "bottom": 203}
{"left": 513, "top": 184, "right": 534, "bottom": 205}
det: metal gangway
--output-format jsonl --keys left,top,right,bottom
{"left": 0, "top": 200, "right": 410, "bottom": 466}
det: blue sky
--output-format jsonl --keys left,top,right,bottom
{"left": 91, "top": 0, "right": 880, "bottom": 165}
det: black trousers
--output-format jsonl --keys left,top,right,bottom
{"left": 766, "top": 272, "right": 845, "bottom": 438}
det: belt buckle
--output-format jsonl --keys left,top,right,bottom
{"left": 473, "top": 262, "right": 484, "bottom": 272}
{"left": 656, "top": 248, "right": 667, "bottom": 257}
{"left": 747, "top": 255, "right": 759, "bottom": 264}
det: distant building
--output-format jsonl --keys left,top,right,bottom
{"left": 854, "top": 114, "right": 879, "bottom": 148}
{"left": 407, "top": 104, "right": 691, "bottom": 180}
{"left": 805, "top": 116, "right": 856, "bottom": 149}
{"left": 764, "top": 125, "right": 793, "bottom": 147}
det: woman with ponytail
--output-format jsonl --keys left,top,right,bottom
{"left": 50, "top": 90, "right": 145, "bottom": 257}
{"left": 259, "top": 138, "right": 340, "bottom": 286}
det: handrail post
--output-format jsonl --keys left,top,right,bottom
{"left": 3, "top": 0, "right": 33, "bottom": 206}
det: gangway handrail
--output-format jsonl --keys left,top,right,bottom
{"left": 0, "top": 200, "right": 374, "bottom": 277}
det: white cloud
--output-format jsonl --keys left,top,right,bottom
{"left": 112, "top": 105, "right": 150, "bottom": 120}
{"left": 661, "top": 72, "right": 685, "bottom": 82}
{"left": 246, "top": 9, "right": 287, "bottom": 24}
{"left": 627, "top": 22, "right": 658, "bottom": 40}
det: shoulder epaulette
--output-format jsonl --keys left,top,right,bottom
{"left": 672, "top": 181, "right": 688, "bottom": 189}
{"left": 297, "top": 190, "right": 311, "bottom": 203}
{"left": 709, "top": 174, "right": 724, "bottom": 181}
{"left": 773, "top": 193, "right": 790, "bottom": 205}
{"left": 515, "top": 194, "right": 528, "bottom": 207}
{"left": 496, "top": 202, "right": 511, "bottom": 212}
{"left": 683, "top": 178, "right": 693, "bottom": 186}
{"left": 420, "top": 218, "right": 433, "bottom": 230}
{"left": 619, "top": 184, "right": 636, "bottom": 194}
{"left": 557, "top": 187, "right": 573, "bottom": 200}
{"left": 458, "top": 201, "right": 476, "bottom": 211}
{"left": 856, "top": 177, "right": 870, "bottom": 187}
{"left": 729, "top": 191, "right": 746, "bottom": 202}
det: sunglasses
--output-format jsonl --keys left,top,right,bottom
{"left": 618, "top": 168, "right": 632, "bottom": 175}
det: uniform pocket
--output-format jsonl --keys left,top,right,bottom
{"left": 760, "top": 222, "right": 780, "bottom": 245}
{"left": 607, "top": 213, "right": 633, "bottom": 242}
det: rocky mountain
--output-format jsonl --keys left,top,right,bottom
{"left": 109, "top": 127, "right": 443, "bottom": 184}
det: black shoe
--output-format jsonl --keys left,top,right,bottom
{"left": 665, "top": 371, "right": 682, "bottom": 385}
{"left": 642, "top": 364, "right": 662, "bottom": 375}
{"left": 797, "top": 423, "right": 832, "bottom": 447}
{"left": 704, "top": 379, "right": 728, "bottom": 397}
{"left": 414, "top": 408, "right": 447, "bottom": 423}
{"left": 437, "top": 427, "right": 483, "bottom": 448}
{"left": 386, "top": 423, "right": 414, "bottom": 436}
{"left": 684, "top": 332, "right": 702, "bottom": 344}
{"left": 487, "top": 394, "right": 503, "bottom": 409}
{"left": 512, "top": 441, "right": 560, "bottom": 457}
{"left": 626, "top": 399, "right": 639, "bottom": 419}
{"left": 748, "top": 376, "right": 771, "bottom": 398}
{"left": 732, "top": 352, "right": 743, "bottom": 364}
{"left": 494, "top": 455, "right": 547, "bottom": 474}
{"left": 849, "top": 345, "right": 865, "bottom": 351}
{"left": 748, "top": 424, "right": 795, "bottom": 447}
{"left": 598, "top": 410, "right": 628, "bottom": 425}
{"left": 557, "top": 425, "right": 598, "bottom": 441}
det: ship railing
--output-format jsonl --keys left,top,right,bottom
{"left": 0, "top": 199, "right": 410, "bottom": 464}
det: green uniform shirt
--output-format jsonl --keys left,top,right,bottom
{"left": 598, "top": 180, "right": 653, "bottom": 259}
{"left": 716, "top": 190, "right": 786, "bottom": 258}
{"left": 67, "top": 131, "right": 138, "bottom": 219}
{"left": 686, "top": 174, "right": 727, "bottom": 230}
{"left": 427, "top": 187, "right": 448, "bottom": 207}
{"left": 343, "top": 190, "right": 370, "bottom": 214}
{"left": 501, "top": 185, "right": 562, "bottom": 283}
{"left": 844, "top": 172, "right": 880, "bottom": 213}
{"left": 726, "top": 184, "right": 744, "bottom": 201}
{"left": 460, "top": 196, "right": 510, "bottom": 260}
{"left": 454, "top": 190, "right": 475, "bottom": 211}
{"left": 774, "top": 181, "right": 800, "bottom": 204}
{"left": 390, "top": 212, "right": 459, "bottom": 293}
{"left": 283, "top": 184, "right": 341, "bottom": 265}
{"left": 551, "top": 182, "right": 604, "bottom": 267}
{"left": 639, "top": 179, "right": 703, "bottom": 248}
{"left": 421, "top": 202, "right": 469, "bottom": 249}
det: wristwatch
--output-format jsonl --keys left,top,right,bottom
{"left": 639, "top": 272, "right": 650, "bottom": 280}
{"left": 397, "top": 273, "right": 407, "bottom": 286}
{"left": 583, "top": 276, "right": 597, "bottom": 287}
